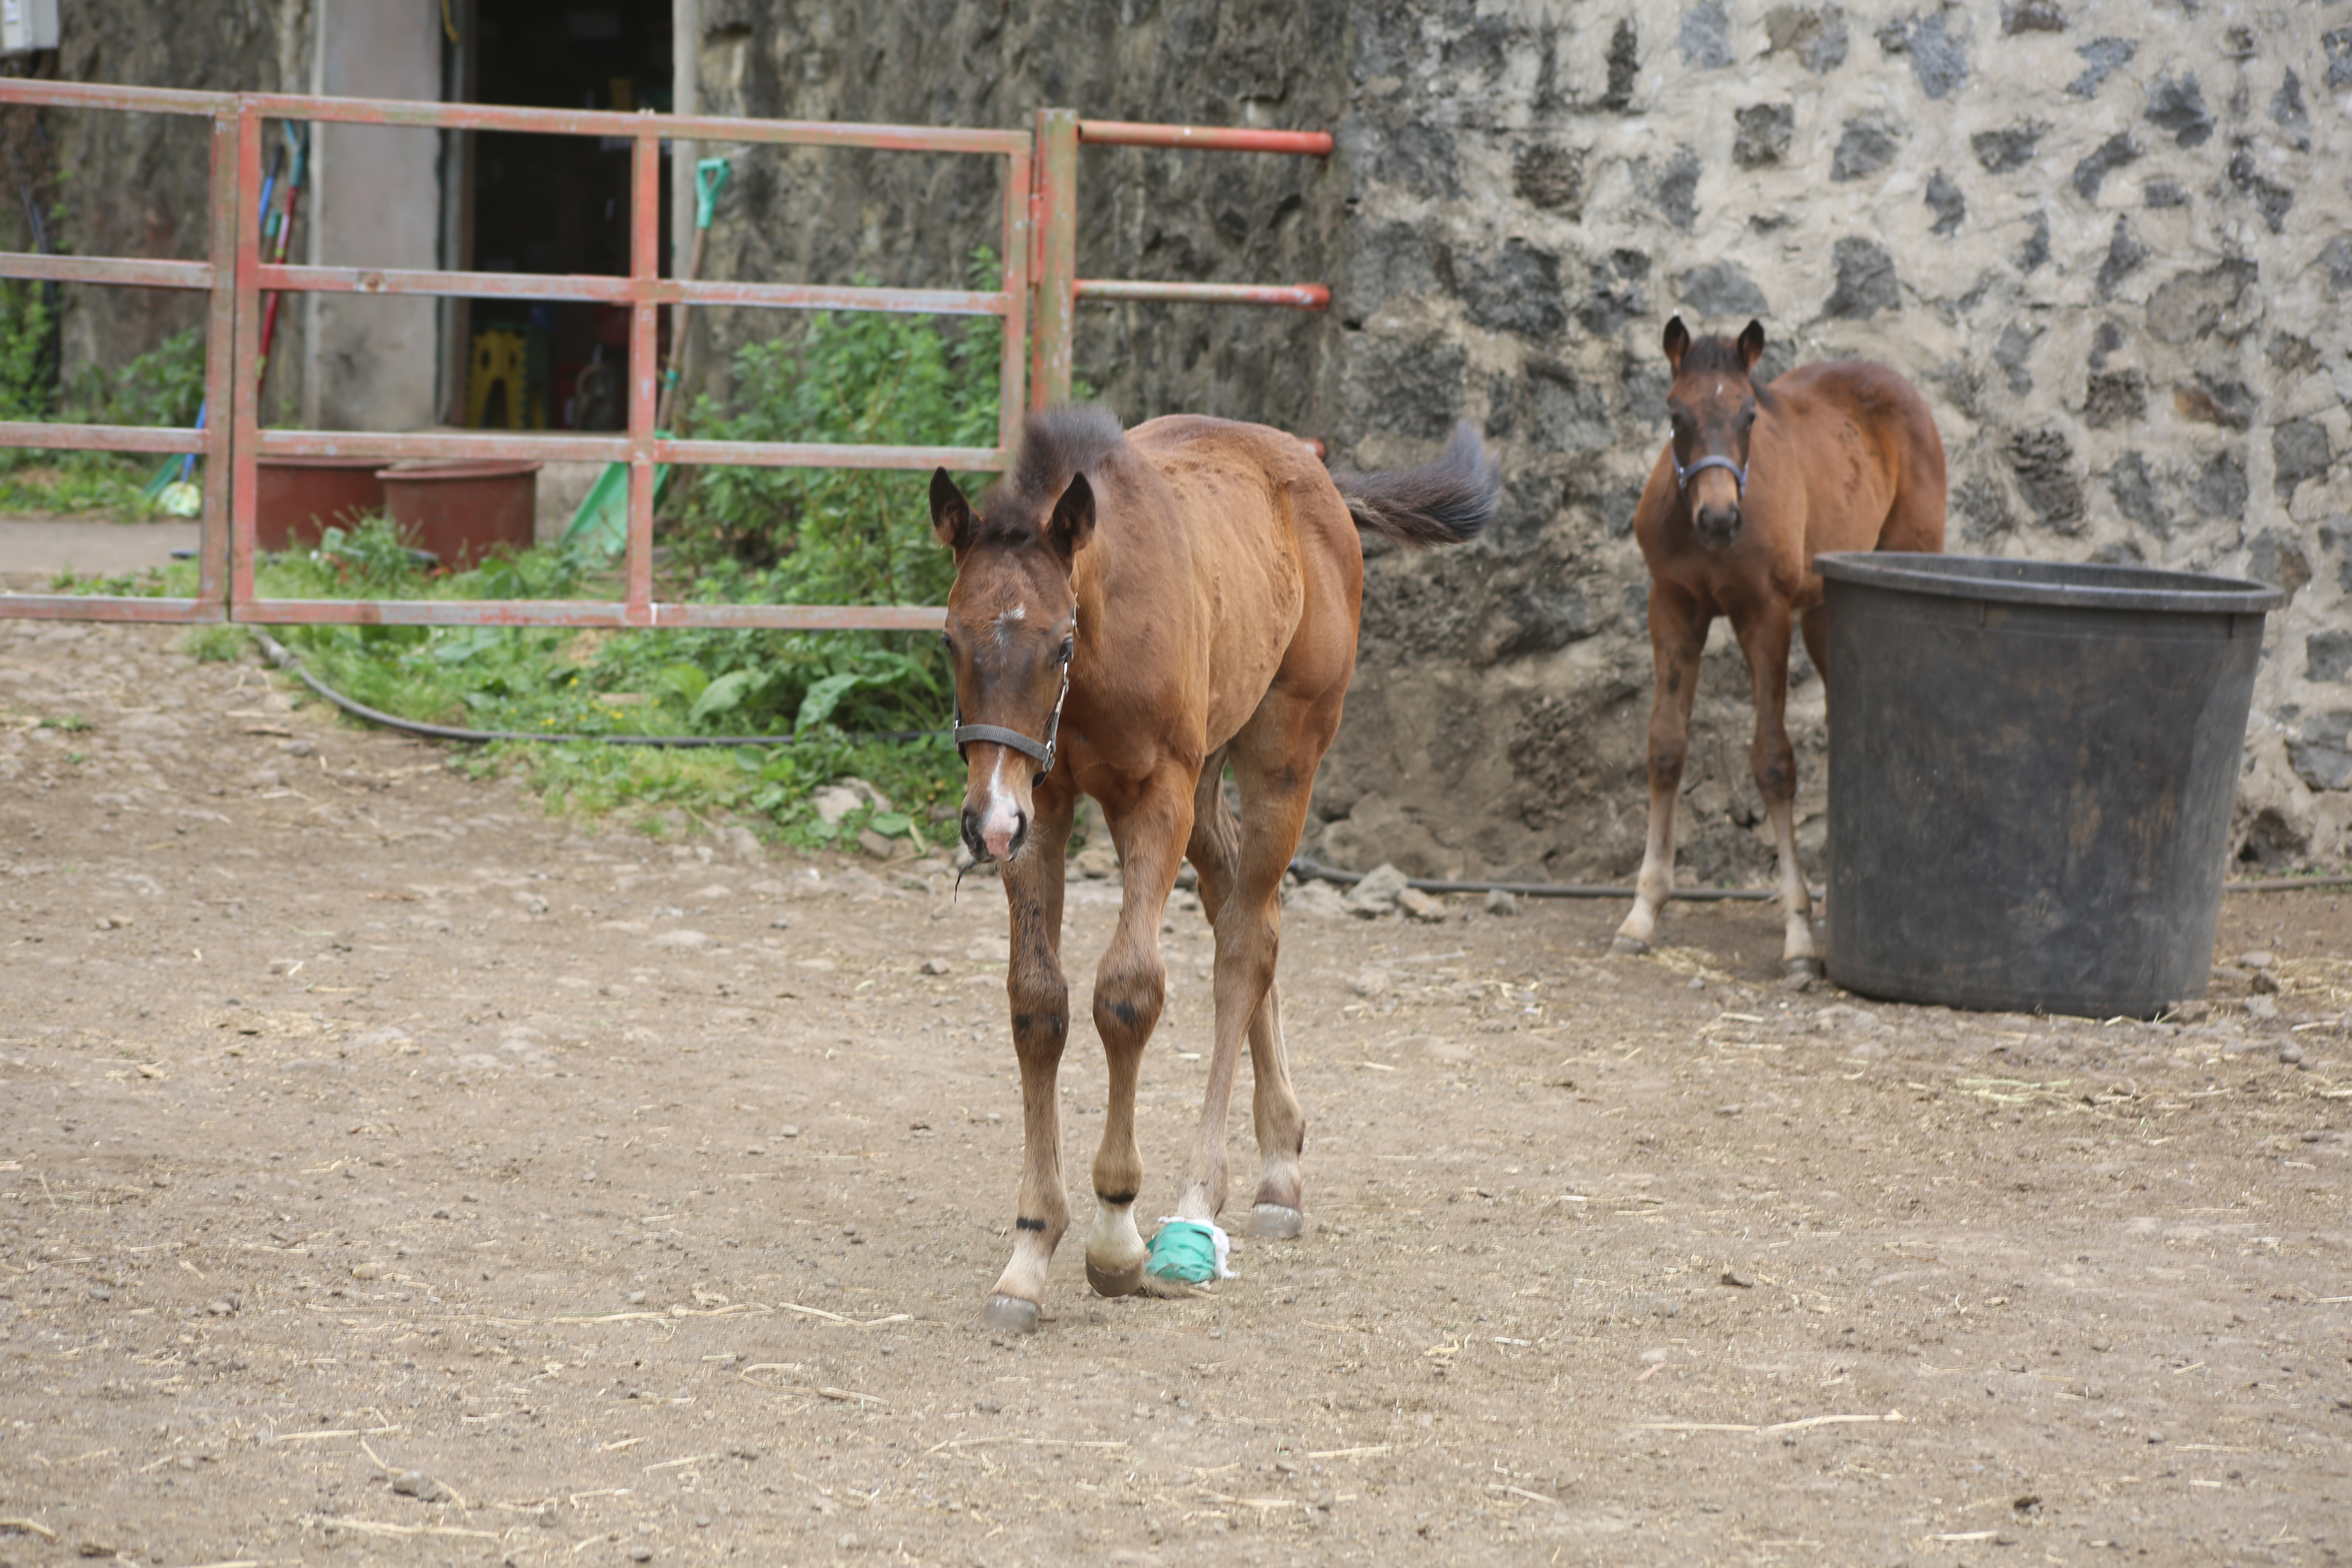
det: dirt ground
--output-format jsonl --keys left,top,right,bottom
{"left": 0, "top": 617, "right": 2347, "bottom": 1568}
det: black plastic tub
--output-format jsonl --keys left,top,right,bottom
{"left": 1816, "top": 553, "right": 2285, "bottom": 1018}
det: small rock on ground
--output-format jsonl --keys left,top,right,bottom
{"left": 1345, "top": 863, "right": 1409, "bottom": 916}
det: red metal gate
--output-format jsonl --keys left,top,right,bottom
{"left": 0, "top": 81, "right": 1329, "bottom": 632}
{"left": 0, "top": 82, "right": 241, "bottom": 625}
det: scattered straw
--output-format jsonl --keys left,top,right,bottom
{"left": 316, "top": 1518, "right": 501, "bottom": 1543}
{"left": 925, "top": 1435, "right": 1129, "bottom": 1456}
{"left": 1630, "top": 1412, "right": 1904, "bottom": 1436}
{"left": 270, "top": 1425, "right": 402, "bottom": 1445}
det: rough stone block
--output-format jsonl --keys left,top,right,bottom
{"left": 1824, "top": 238, "right": 1900, "bottom": 318}
{"left": 2306, "top": 632, "right": 2352, "bottom": 685}
{"left": 2272, "top": 421, "right": 2332, "bottom": 500}
{"left": 1733, "top": 104, "right": 1793, "bottom": 169}
{"left": 1832, "top": 120, "right": 1900, "bottom": 183}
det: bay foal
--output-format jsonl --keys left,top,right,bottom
{"left": 931, "top": 408, "right": 1495, "bottom": 1332}
{"left": 1613, "top": 317, "right": 1945, "bottom": 975}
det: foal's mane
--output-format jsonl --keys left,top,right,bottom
{"left": 1677, "top": 335, "right": 1752, "bottom": 377}
{"left": 978, "top": 405, "right": 1127, "bottom": 544}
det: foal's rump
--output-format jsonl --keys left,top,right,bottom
{"left": 1766, "top": 359, "right": 1948, "bottom": 555}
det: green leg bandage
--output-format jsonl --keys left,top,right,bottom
{"left": 1145, "top": 1218, "right": 1232, "bottom": 1283}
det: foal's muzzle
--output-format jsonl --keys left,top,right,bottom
{"left": 1695, "top": 501, "right": 1742, "bottom": 548}
{"left": 963, "top": 799, "right": 1028, "bottom": 864}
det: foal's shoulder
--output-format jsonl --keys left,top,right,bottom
{"left": 1764, "top": 356, "right": 1922, "bottom": 412}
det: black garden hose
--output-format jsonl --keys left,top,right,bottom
{"left": 250, "top": 630, "right": 942, "bottom": 749}
{"left": 1285, "top": 855, "right": 1780, "bottom": 903}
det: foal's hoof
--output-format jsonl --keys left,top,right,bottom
{"left": 1084, "top": 1256, "right": 1145, "bottom": 1298}
{"left": 980, "top": 1294, "right": 1040, "bottom": 1335}
{"left": 1782, "top": 957, "right": 1824, "bottom": 990}
{"left": 1610, "top": 935, "right": 1650, "bottom": 957}
{"left": 1241, "top": 1203, "right": 1304, "bottom": 1241}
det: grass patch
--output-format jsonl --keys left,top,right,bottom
{"left": 55, "top": 296, "right": 1009, "bottom": 851}
{"left": 180, "top": 624, "right": 248, "bottom": 663}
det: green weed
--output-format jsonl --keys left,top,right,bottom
{"left": 181, "top": 624, "right": 248, "bottom": 663}
{"left": 0, "top": 286, "right": 208, "bottom": 517}
{"left": 70, "top": 294, "right": 1006, "bottom": 845}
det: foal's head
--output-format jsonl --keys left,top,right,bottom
{"left": 1661, "top": 315, "right": 1766, "bottom": 548}
{"left": 928, "top": 461, "right": 1095, "bottom": 865}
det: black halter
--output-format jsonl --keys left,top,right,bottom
{"left": 951, "top": 603, "right": 1076, "bottom": 786}
{"left": 1673, "top": 451, "right": 1748, "bottom": 494}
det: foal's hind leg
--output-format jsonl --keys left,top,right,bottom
{"left": 1799, "top": 605, "right": 1832, "bottom": 918}
{"left": 1185, "top": 755, "right": 1305, "bottom": 1241}
{"left": 1167, "top": 697, "right": 1328, "bottom": 1238}
{"left": 1615, "top": 584, "right": 1707, "bottom": 956}
{"left": 1733, "top": 601, "right": 1820, "bottom": 976}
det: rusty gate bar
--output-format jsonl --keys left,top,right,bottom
{"left": 997, "top": 145, "right": 1033, "bottom": 465}
{"left": 626, "top": 126, "right": 660, "bottom": 625}
{"left": 1075, "top": 281, "right": 1332, "bottom": 310}
{"left": 218, "top": 89, "right": 1034, "bottom": 632}
{"left": 261, "top": 267, "right": 1011, "bottom": 314}
{"left": 1027, "top": 112, "right": 1333, "bottom": 412}
{"left": 0, "top": 80, "right": 241, "bottom": 624}
{"left": 1029, "top": 110, "right": 1080, "bottom": 415}
{"left": 1075, "top": 120, "right": 1334, "bottom": 157}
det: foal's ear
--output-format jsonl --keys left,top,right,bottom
{"left": 929, "top": 468, "right": 973, "bottom": 553}
{"left": 1737, "top": 319, "right": 1766, "bottom": 372}
{"left": 1045, "top": 471, "right": 1096, "bottom": 561}
{"left": 1662, "top": 315, "right": 1690, "bottom": 370}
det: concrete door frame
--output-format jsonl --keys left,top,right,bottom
{"left": 301, "top": 0, "right": 442, "bottom": 435}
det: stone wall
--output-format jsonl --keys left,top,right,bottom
{"left": 28, "top": 0, "right": 2352, "bottom": 878}
{"left": 693, "top": 0, "right": 2352, "bottom": 883}
{"left": 1321, "top": 0, "right": 2352, "bottom": 884}
{"left": 686, "top": 1, "right": 1352, "bottom": 430}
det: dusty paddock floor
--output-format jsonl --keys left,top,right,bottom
{"left": 0, "top": 619, "right": 2347, "bottom": 1568}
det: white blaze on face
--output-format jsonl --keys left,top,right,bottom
{"left": 975, "top": 599, "right": 1032, "bottom": 860}
{"left": 978, "top": 746, "right": 1025, "bottom": 861}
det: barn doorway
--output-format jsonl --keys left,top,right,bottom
{"left": 444, "top": 0, "right": 673, "bottom": 432}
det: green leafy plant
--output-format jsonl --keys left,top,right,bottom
{"left": 0, "top": 297, "right": 209, "bottom": 515}
{"left": 78, "top": 325, "right": 207, "bottom": 429}
{"left": 47, "top": 287, "right": 1013, "bottom": 846}
{"left": 194, "top": 291, "right": 1002, "bottom": 844}
{"left": 181, "top": 624, "right": 248, "bottom": 663}
{"left": 674, "top": 276, "right": 998, "bottom": 609}
{"left": 0, "top": 278, "right": 54, "bottom": 422}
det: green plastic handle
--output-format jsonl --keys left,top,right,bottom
{"left": 694, "top": 158, "right": 731, "bottom": 232}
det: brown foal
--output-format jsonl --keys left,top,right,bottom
{"left": 1613, "top": 317, "right": 1945, "bottom": 975}
{"left": 931, "top": 407, "right": 1495, "bottom": 1332}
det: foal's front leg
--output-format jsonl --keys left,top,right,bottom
{"left": 1614, "top": 585, "right": 1707, "bottom": 956}
{"left": 982, "top": 790, "right": 1076, "bottom": 1335}
{"left": 1733, "top": 602, "right": 1820, "bottom": 976}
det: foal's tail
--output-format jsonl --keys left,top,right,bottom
{"left": 1329, "top": 419, "right": 1499, "bottom": 547}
